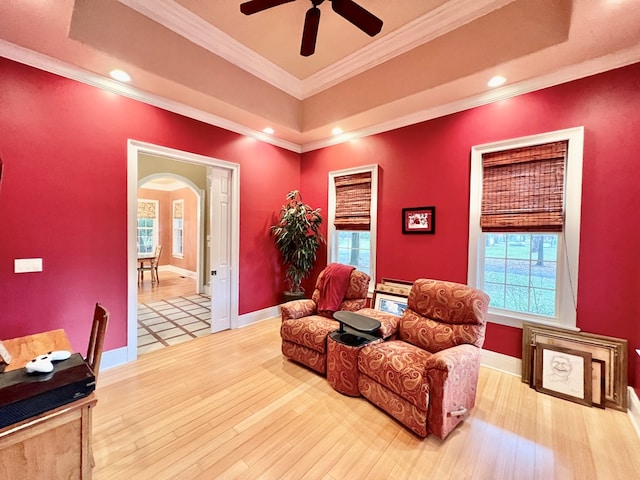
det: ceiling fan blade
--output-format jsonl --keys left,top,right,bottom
{"left": 300, "top": 7, "right": 321, "bottom": 57}
{"left": 331, "top": 0, "right": 383, "bottom": 36}
{"left": 240, "top": 0, "right": 296, "bottom": 15}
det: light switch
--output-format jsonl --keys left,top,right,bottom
{"left": 14, "top": 258, "right": 43, "bottom": 273}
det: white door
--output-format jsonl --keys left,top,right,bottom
{"left": 209, "top": 167, "right": 231, "bottom": 332}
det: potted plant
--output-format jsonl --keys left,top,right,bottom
{"left": 271, "top": 190, "right": 324, "bottom": 301}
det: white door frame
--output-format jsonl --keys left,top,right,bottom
{"left": 127, "top": 139, "right": 240, "bottom": 363}
{"left": 138, "top": 173, "right": 205, "bottom": 293}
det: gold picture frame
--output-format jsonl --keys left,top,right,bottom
{"left": 374, "top": 278, "right": 413, "bottom": 297}
{"left": 591, "top": 359, "right": 606, "bottom": 408}
{"left": 522, "top": 322, "right": 628, "bottom": 411}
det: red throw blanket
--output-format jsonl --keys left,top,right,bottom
{"left": 317, "top": 263, "right": 355, "bottom": 313}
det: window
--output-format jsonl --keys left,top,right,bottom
{"left": 483, "top": 233, "right": 559, "bottom": 317}
{"left": 137, "top": 199, "right": 158, "bottom": 254}
{"left": 335, "top": 231, "right": 371, "bottom": 273}
{"left": 468, "top": 127, "right": 584, "bottom": 329}
{"left": 172, "top": 199, "right": 184, "bottom": 257}
{"left": 328, "top": 165, "right": 378, "bottom": 292}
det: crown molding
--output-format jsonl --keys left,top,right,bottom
{"left": 300, "top": 44, "right": 640, "bottom": 152}
{"left": 118, "top": 0, "right": 513, "bottom": 100}
{"left": 0, "top": 40, "right": 301, "bottom": 153}
{"left": 3, "top": 38, "right": 639, "bottom": 156}
{"left": 118, "top": 0, "right": 304, "bottom": 99}
{"left": 140, "top": 179, "right": 186, "bottom": 192}
{"left": 302, "top": 0, "right": 514, "bottom": 97}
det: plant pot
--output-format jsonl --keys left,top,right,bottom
{"left": 283, "top": 290, "right": 306, "bottom": 303}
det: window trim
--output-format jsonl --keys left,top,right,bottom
{"left": 468, "top": 127, "right": 584, "bottom": 330}
{"left": 328, "top": 164, "right": 379, "bottom": 293}
{"left": 172, "top": 199, "right": 184, "bottom": 258}
{"left": 137, "top": 198, "right": 159, "bottom": 255}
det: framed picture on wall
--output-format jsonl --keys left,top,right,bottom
{"left": 402, "top": 206, "right": 435, "bottom": 234}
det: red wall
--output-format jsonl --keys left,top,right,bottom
{"left": 1, "top": 56, "right": 638, "bottom": 386}
{"left": 301, "top": 63, "right": 640, "bottom": 384}
{"left": 0, "top": 57, "right": 299, "bottom": 353}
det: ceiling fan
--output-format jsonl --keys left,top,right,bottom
{"left": 240, "top": 0, "right": 383, "bottom": 57}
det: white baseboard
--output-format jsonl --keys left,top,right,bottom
{"left": 481, "top": 349, "right": 522, "bottom": 377}
{"left": 100, "top": 346, "right": 129, "bottom": 371}
{"left": 158, "top": 265, "right": 197, "bottom": 279}
{"left": 237, "top": 305, "right": 281, "bottom": 328}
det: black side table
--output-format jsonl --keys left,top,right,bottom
{"left": 327, "top": 311, "right": 383, "bottom": 396}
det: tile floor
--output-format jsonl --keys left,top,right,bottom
{"left": 137, "top": 294, "right": 211, "bottom": 355}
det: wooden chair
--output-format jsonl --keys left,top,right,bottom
{"left": 87, "top": 303, "right": 109, "bottom": 380}
{"left": 138, "top": 244, "right": 162, "bottom": 284}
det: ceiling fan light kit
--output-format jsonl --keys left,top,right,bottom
{"left": 240, "top": 0, "right": 383, "bottom": 56}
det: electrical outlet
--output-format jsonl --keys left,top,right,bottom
{"left": 14, "top": 258, "right": 43, "bottom": 273}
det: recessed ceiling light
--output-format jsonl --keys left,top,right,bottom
{"left": 110, "top": 69, "right": 131, "bottom": 82}
{"left": 262, "top": 127, "right": 274, "bottom": 135}
{"left": 332, "top": 127, "right": 343, "bottom": 135}
{"left": 488, "top": 75, "right": 506, "bottom": 88}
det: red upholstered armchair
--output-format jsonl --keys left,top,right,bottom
{"left": 357, "top": 279, "right": 489, "bottom": 439}
{"left": 280, "top": 265, "right": 371, "bottom": 374}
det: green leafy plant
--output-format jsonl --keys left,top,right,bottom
{"left": 271, "top": 190, "right": 324, "bottom": 294}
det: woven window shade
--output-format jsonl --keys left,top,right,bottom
{"left": 173, "top": 201, "right": 183, "bottom": 219}
{"left": 334, "top": 172, "right": 372, "bottom": 230}
{"left": 481, "top": 141, "right": 568, "bottom": 232}
{"left": 137, "top": 200, "right": 156, "bottom": 219}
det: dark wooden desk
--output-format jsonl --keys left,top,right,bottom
{"left": 0, "top": 330, "right": 96, "bottom": 479}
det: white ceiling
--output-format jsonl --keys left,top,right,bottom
{"left": 1, "top": 0, "right": 639, "bottom": 152}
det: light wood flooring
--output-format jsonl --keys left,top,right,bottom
{"left": 92, "top": 317, "right": 640, "bottom": 480}
{"left": 137, "top": 270, "right": 198, "bottom": 304}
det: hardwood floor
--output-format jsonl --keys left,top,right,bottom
{"left": 137, "top": 270, "right": 198, "bottom": 304}
{"left": 93, "top": 318, "right": 640, "bottom": 480}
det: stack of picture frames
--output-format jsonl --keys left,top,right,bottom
{"left": 522, "top": 322, "right": 628, "bottom": 410}
{"left": 372, "top": 278, "right": 413, "bottom": 317}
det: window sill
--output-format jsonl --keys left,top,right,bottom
{"left": 487, "top": 310, "right": 579, "bottom": 332}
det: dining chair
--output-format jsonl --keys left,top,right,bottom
{"left": 87, "top": 303, "right": 109, "bottom": 380}
{"left": 138, "top": 244, "right": 162, "bottom": 284}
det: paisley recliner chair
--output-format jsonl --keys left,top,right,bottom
{"left": 357, "top": 278, "right": 489, "bottom": 439}
{"left": 280, "top": 265, "right": 377, "bottom": 374}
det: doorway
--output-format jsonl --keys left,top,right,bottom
{"left": 127, "top": 140, "right": 240, "bottom": 364}
{"left": 136, "top": 174, "right": 206, "bottom": 354}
